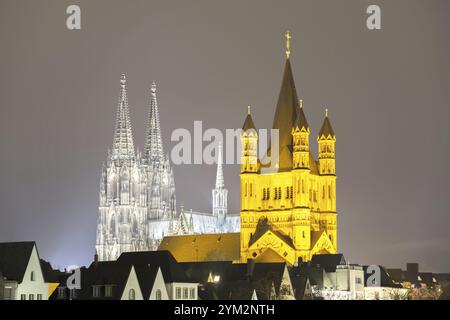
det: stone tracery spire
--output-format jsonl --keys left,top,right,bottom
{"left": 111, "top": 74, "right": 135, "bottom": 160}
{"left": 215, "top": 143, "right": 225, "bottom": 189}
{"left": 144, "top": 81, "right": 164, "bottom": 164}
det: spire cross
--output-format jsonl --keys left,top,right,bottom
{"left": 325, "top": 108, "right": 329, "bottom": 117}
{"left": 299, "top": 99, "right": 303, "bottom": 109}
{"left": 285, "top": 31, "right": 291, "bottom": 59}
{"left": 120, "top": 74, "right": 126, "bottom": 89}
{"left": 247, "top": 105, "right": 251, "bottom": 115}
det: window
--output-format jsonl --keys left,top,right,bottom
{"left": 355, "top": 277, "right": 362, "bottom": 284}
{"left": 37, "top": 294, "right": 43, "bottom": 300}
{"left": 93, "top": 286, "right": 101, "bottom": 298}
{"left": 57, "top": 287, "right": 66, "bottom": 299}
{"left": 128, "top": 288, "right": 135, "bottom": 300}
{"left": 176, "top": 287, "right": 181, "bottom": 299}
{"left": 4, "top": 288, "right": 12, "bottom": 300}
{"left": 105, "top": 285, "right": 113, "bottom": 297}
{"left": 21, "top": 294, "right": 26, "bottom": 300}
{"left": 30, "top": 271, "right": 35, "bottom": 281}
{"left": 189, "top": 288, "right": 196, "bottom": 300}
{"left": 183, "top": 288, "right": 189, "bottom": 299}
{"left": 29, "top": 294, "right": 34, "bottom": 300}
{"left": 155, "top": 289, "right": 162, "bottom": 300}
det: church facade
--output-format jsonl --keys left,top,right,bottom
{"left": 96, "top": 75, "right": 239, "bottom": 261}
{"left": 239, "top": 32, "right": 338, "bottom": 265}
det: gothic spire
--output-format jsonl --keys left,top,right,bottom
{"left": 111, "top": 74, "right": 135, "bottom": 160}
{"left": 215, "top": 143, "right": 225, "bottom": 189}
{"left": 144, "top": 81, "right": 164, "bottom": 164}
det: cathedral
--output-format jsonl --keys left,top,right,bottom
{"left": 95, "top": 75, "right": 239, "bottom": 261}
{"left": 160, "top": 32, "right": 338, "bottom": 266}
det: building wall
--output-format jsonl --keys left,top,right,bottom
{"left": 15, "top": 246, "right": 49, "bottom": 300}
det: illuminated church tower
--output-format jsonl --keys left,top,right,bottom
{"left": 239, "top": 32, "right": 338, "bottom": 265}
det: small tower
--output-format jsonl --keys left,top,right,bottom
{"left": 318, "top": 108, "right": 336, "bottom": 176}
{"left": 292, "top": 99, "right": 310, "bottom": 170}
{"left": 212, "top": 143, "right": 228, "bottom": 225}
{"left": 318, "top": 108, "right": 337, "bottom": 249}
{"left": 240, "top": 106, "right": 258, "bottom": 258}
{"left": 241, "top": 106, "right": 258, "bottom": 174}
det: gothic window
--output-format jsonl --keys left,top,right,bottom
{"left": 250, "top": 183, "right": 253, "bottom": 197}
{"left": 328, "top": 185, "right": 332, "bottom": 199}
{"left": 290, "top": 186, "right": 293, "bottom": 198}
{"left": 128, "top": 288, "right": 135, "bottom": 300}
{"left": 302, "top": 231, "right": 305, "bottom": 238}
{"left": 323, "top": 186, "right": 325, "bottom": 199}
{"left": 302, "top": 180, "right": 305, "bottom": 193}
{"left": 155, "top": 289, "right": 162, "bottom": 300}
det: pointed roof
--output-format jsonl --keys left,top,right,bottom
{"left": 111, "top": 74, "right": 135, "bottom": 160}
{"left": 294, "top": 99, "right": 309, "bottom": 131}
{"left": 318, "top": 109, "right": 335, "bottom": 139}
{"left": 0, "top": 242, "right": 36, "bottom": 283}
{"left": 144, "top": 82, "right": 164, "bottom": 164}
{"left": 242, "top": 106, "right": 256, "bottom": 132}
{"left": 215, "top": 143, "right": 225, "bottom": 189}
{"left": 264, "top": 42, "right": 303, "bottom": 171}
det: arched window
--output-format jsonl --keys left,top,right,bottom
{"left": 129, "top": 288, "right": 135, "bottom": 300}
{"left": 30, "top": 271, "right": 35, "bottom": 281}
{"left": 155, "top": 289, "right": 162, "bottom": 300}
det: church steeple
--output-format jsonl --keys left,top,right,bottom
{"left": 111, "top": 74, "right": 135, "bottom": 161}
{"left": 215, "top": 143, "right": 225, "bottom": 189}
{"left": 144, "top": 81, "right": 164, "bottom": 164}
{"left": 265, "top": 31, "right": 301, "bottom": 171}
{"left": 213, "top": 143, "right": 228, "bottom": 220}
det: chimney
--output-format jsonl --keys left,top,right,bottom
{"left": 94, "top": 250, "right": 99, "bottom": 268}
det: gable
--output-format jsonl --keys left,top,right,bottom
{"left": 120, "top": 266, "right": 144, "bottom": 300}
{"left": 311, "top": 231, "right": 336, "bottom": 256}
{"left": 248, "top": 231, "right": 296, "bottom": 265}
{"left": 148, "top": 268, "right": 169, "bottom": 300}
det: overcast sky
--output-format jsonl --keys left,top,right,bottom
{"left": 1, "top": 0, "right": 449, "bottom": 272}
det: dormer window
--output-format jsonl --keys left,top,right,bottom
{"left": 93, "top": 285, "right": 102, "bottom": 298}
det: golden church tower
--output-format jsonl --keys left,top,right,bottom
{"left": 239, "top": 32, "right": 338, "bottom": 265}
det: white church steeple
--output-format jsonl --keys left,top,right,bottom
{"left": 212, "top": 143, "right": 228, "bottom": 223}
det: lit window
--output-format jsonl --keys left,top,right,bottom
{"left": 213, "top": 275, "right": 220, "bottom": 283}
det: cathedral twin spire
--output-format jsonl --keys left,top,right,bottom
{"left": 111, "top": 74, "right": 135, "bottom": 161}
{"left": 111, "top": 74, "right": 165, "bottom": 165}
{"left": 144, "top": 82, "right": 165, "bottom": 165}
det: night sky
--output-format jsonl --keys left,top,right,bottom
{"left": 1, "top": 0, "right": 449, "bottom": 272}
